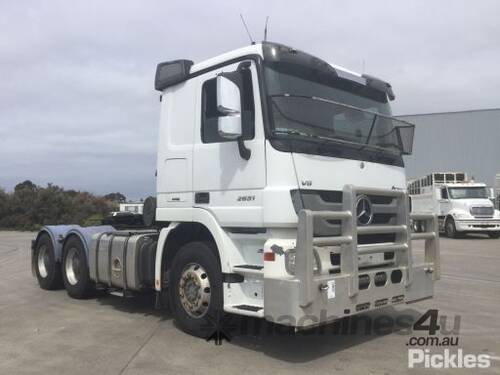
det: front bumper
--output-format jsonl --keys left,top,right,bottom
{"left": 264, "top": 265, "right": 434, "bottom": 327}
{"left": 455, "top": 219, "right": 500, "bottom": 232}
{"left": 263, "top": 185, "right": 440, "bottom": 328}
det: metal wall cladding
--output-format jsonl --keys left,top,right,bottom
{"left": 398, "top": 109, "right": 500, "bottom": 188}
{"left": 89, "top": 231, "right": 158, "bottom": 291}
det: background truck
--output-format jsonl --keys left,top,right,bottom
{"left": 408, "top": 172, "right": 500, "bottom": 238}
{"left": 31, "top": 41, "right": 440, "bottom": 338}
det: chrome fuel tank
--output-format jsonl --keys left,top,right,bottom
{"left": 89, "top": 231, "right": 158, "bottom": 291}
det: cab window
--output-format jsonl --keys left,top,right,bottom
{"left": 201, "top": 67, "right": 255, "bottom": 143}
{"left": 441, "top": 187, "right": 448, "bottom": 199}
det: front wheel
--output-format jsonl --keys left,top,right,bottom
{"left": 488, "top": 232, "right": 500, "bottom": 239}
{"left": 445, "top": 218, "right": 458, "bottom": 238}
{"left": 62, "top": 236, "right": 94, "bottom": 299}
{"left": 168, "top": 242, "right": 223, "bottom": 338}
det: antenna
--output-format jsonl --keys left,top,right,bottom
{"left": 240, "top": 14, "right": 255, "bottom": 45}
{"left": 264, "top": 16, "right": 270, "bottom": 41}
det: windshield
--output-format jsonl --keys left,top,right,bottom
{"left": 448, "top": 187, "right": 489, "bottom": 199}
{"left": 264, "top": 63, "right": 414, "bottom": 161}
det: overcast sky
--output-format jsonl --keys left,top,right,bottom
{"left": 1, "top": 0, "right": 499, "bottom": 199}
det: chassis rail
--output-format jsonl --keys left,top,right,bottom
{"left": 297, "top": 185, "right": 440, "bottom": 308}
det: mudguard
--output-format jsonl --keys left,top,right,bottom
{"left": 34, "top": 225, "right": 115, "bottom": 263}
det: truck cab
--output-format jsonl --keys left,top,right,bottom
{"left": 409, "top": 172, "right": 500, "bottom": 238}
{"left": 32, "top": 42, "right": 440, "bottom": 337}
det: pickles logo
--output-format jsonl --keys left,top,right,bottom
{"left": 409, "top": 349, "right": 491, "bottom": 369}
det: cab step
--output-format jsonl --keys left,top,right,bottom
{"left": 233, "top": 264, "right": 263, "bottom": 276}
{"left": 95, "top": 283, "right": 135, "bottom": 298}
{"left": 108, "top": 290, "right": 135, "bottom": 298}
{"left": 225, "top": 304, "right": 264, "bottom": 317}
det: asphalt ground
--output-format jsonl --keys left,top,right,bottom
{"left": 0, "top": 231, "right": 499, "bottom": 374}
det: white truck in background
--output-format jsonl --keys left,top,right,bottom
{"left": 31, "top": 42, "right": 440, "bottom": 338}
{"left": 408, "top": 172, "right": 500, "bottom": 238}
{"left": 119, "top": 202, "right": 144, "bottom": 214}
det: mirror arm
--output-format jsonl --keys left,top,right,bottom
{"left": 237, "top": 137, "right": 251, "bottom": 160}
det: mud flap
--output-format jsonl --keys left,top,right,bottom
{"left": 405, "top": 265, "right": 434, "bottom": 303}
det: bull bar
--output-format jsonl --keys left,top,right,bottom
{"left": 296, "top": 185, "right": 440, "bottom": 308}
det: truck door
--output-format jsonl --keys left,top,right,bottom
{"left": 438, "top": 186, "right": 452, "bottom": 215}
{"left": 192, "top": 60, "right": 266, "bottom": 227}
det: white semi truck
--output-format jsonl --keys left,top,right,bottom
{"left": 408, "top": 172, "right": 500, "bottom": 238}
{"left": 32, "top": 42, "right": 440, "bottom": 337}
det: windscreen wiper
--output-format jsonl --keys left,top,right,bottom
{"left": 273, "top": 128, "right": 319, "bottom": 138}
{"left": 273, "top": 129, "right": 337, "bottom": 153}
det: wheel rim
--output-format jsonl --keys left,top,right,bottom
{"left": 37, "top": 245, "right": 49, "bottom": 278}
{"left": 65, "top": 248, "right": 81, "bottom": 286}
{"left": 178, "top": 263, "right": 211, "bottom": 318}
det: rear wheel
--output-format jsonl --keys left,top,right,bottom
{"left": 488, "top": 232, "right": 500, "bottom": 239}
{"left": 34, "top": 233, "right": 63, "bottom": 290}
{"left": 445, "top": 217, "right": 458, "bottom": 238}
{"left": 168, "top": 242, "right": 223, "bottom": 338}
{"left": 62, "top": 236, "right": 94, "bottom": 299}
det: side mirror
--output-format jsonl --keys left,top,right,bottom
{"left": 217, "top": 75, "right": 242, "bottom": 139}
{"left": 395, "top": 124, "right": 415, "bottom": 155}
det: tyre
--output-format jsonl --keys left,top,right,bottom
{"left": 168, "top": 241, "right": 223, "bottom": 338}
{"left": 34, "top": 233, "right": 63, "bottom": 290}
{"left": 445, "top": 217, "right": 458, "bottom": 239}
{"left": 62, "top": 236, "right": 94, "bottom": 299}
{"left": 488, "top": 232, "right": 500, "bottom": 239}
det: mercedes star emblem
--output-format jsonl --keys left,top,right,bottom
{"left": 356, "top": 195, "right": 373, "bottom": 226}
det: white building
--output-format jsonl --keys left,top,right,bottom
{"left": 119, "top": 202, "right": 143, "bottom": 214}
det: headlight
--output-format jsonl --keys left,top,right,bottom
{"left": 285, "top": 248, "right": 320, "bottom": 275}
{"left": 454, "top": 212, "right": 469, "bottom": 219}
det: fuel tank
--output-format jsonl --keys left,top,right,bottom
{"left": 89, "top": 230, "right": 158, "bottom": 291}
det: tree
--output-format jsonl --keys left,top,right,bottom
{"left": 104, "top": 192, "right": 126, "bottom": 203}
{"left": 0, "top": 181, "right": 115, "bottom": 230}
{"left": 14, "top": 180, "right": 37, "bottom": 192}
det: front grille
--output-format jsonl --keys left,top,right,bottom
{"left": 470, "top": 206, "right": 494, "bottom": 217}
{"left": 358, "top": 233, "right": 396, "bottom": 244}
{"left": 292, "top": 189, "right": 399, "bottom": 238}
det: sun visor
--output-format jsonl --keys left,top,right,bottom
{"left": 263, "top": 42, "right": 338, "bottom": 78}
{"left": 362, "top": 74, "right": 395, "bottom": 101}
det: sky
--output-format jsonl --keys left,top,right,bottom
{"left": 1, "top": 0, "right": 499, "bottom": 199}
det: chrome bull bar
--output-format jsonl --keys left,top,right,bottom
{"left": 297, "top": 185, "right": 440, "bottom": 308}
